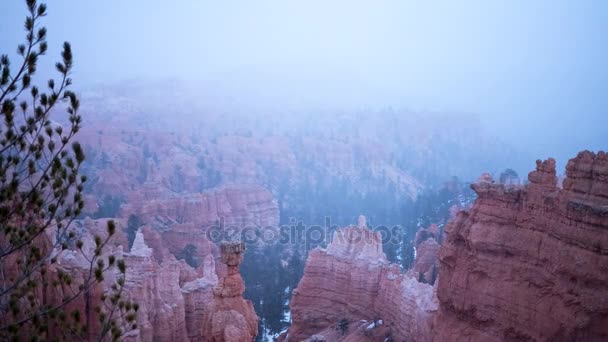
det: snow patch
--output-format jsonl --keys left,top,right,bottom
{"left": 366, "top": 320, "right": 383, "bottom": 330}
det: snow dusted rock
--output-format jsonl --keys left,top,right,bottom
{"left": 434, "top": 151, "right": 608, "bottom": 341}
{"left": 326, "top": 226, "right": 387, "bottom": 264}
{"left": 286, "top": 225, "right": 437, "bottom": 341}
{"left": 376, "top": 269, "right": 437, "bottom": 341}
{"left": 129, "top": 229, "right": 152, "bottom": 257}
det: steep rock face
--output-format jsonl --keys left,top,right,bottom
{"left": 286, "top": 225, "right": 437, "bottom": 342}
{"left": 434, "top": 151, "right": 608, "bottom": 341}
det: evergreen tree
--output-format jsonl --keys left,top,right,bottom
{"left": 176, "top": 244, "right": 198, "bottom": 268}
{"left": 287, "top": 249, "right": 304, "bottom": 291}
{"left": 0, "top": 1, "right": 136, "bottom": 339}
{"left": 499, "top": 168, "right": 519, "bottom": 184}
{"left": 337, "top": 319, "right": 349, "bottom": 335}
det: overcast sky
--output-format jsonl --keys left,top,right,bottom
{"left": 1, "top": 0, "right": 606, "bottom": 163}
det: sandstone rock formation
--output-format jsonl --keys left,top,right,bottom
{"left": 434, "top": 151, "right": 608, "bottom": 341}
{"left": 285, "top": 224, "right": 437, "bottom": 341}
{"left": 122, "top": 234, "right": 190, "bottom": 341}
{"left": 51, "top": 177, "right": 278, "bottom": 342}
{"left": 55, "top": 228, "right": 259, "bottom": 342}
{"left": 202, "top": 243, "right": 259, "bottom": 342}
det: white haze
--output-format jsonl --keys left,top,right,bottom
{"left": 1, "top": 0, "right": 606, "bottom": 167}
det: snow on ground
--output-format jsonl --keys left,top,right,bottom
{"left": 366, "top": 320, "right": 383, "bottom": 330}
{"left": 282, "top": 298, "right": 291, "bottom": 323}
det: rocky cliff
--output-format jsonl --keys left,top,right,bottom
{"left": 285, "top": 220, "right": 438, "bottom": 342}
{"left": 434, "top": 151, "right": 608, "bottom": 341}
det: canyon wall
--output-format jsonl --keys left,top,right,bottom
{"left": 434, "top": 151, "right": 608, "bottom": 341}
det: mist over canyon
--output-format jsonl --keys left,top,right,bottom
{"left": 33, "top": 81, "right": 604, "bottom": 341}
{"left": 1, "top": 0, "right": 607, "bottom": 341}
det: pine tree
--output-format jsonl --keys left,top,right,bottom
{"left": 337, "top": 319, "right": 349, "bottom": 335}
{"left": 499, "top": 168, "right": 519, "bottom": 184}
{"left": 0, "top": 1, "right": 136, "bottom": 340}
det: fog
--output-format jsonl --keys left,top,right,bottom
{"left": 1, "top": 0, "right": 606, "bottom": 165}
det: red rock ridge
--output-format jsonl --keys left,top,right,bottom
{"left": 434, "top": 151, "right": 608, "bottom": 341}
